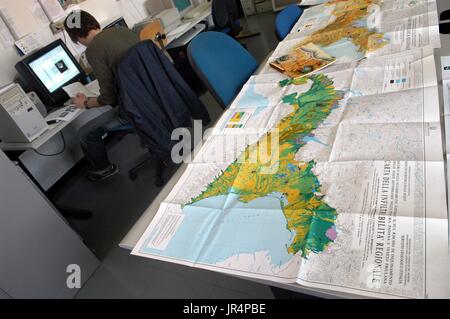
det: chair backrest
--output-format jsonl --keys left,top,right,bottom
{"left": 212, "top": 0, "right": 241, "bottom": 28}
{"left": 139, "top": 19, "right": 167, "bottom": 49}
{"left": 187, "top": 32, "right": 258, "bottom": 108}
{"left": 212, "top": 0, "right": 229, "bottom": 28}
{"left": 275, "top": 4, "right": 303, "bottom": 40}
{"left": 212, "top": 0, "right": 242, "bottom": 37}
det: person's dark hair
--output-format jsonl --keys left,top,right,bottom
{"left": 64, "top": 10, "right": 100, "bottom": 43}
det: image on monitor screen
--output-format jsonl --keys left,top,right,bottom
{"left": 172, "top": 0, "right": 192, "bottom": 13}
{"left": 29, "top": 45, "right": 81, "bottom": 93}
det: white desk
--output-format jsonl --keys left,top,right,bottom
{"left": 167, "top": 24, "right": 207, "bottom": 48}
{"left": 0, "top": 81, "right": 111, "bottom": 191}
{"left": 165, "top": 4, "right": 212, "bottom": 48}
{"left": 118, "top": 54, "right": 363, "bottom": 299}
{"left": 121, "top": 2, "right": 450, "bottom": 299}
{"left": 0, "top": 80, "right": 102, "bottom": 152}
{"left": 118, "top": 140, "right": 360, "bottom": 299}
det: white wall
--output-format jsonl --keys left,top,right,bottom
{"left": 0, "top": 0, "right": 153, "bottom": 87}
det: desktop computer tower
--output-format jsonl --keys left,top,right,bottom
{"left": 0, "top": 84, "right": 48, "bottom": 143}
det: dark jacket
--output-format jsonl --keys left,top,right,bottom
{"left": 117, "top": 40, "right": 211, "bottom": 158}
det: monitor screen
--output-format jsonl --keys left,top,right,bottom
{"left": 28, "top": 45, "right": 81, "bottom": 93}
{"left": 172, "top": 0, "right": 192, "bottom": 13}
{"left": 105, "top": 17, "right": 129, "bottom": 29}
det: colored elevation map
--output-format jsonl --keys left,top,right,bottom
{"left": 190, "top": 74, "right": 343, "bottom": 257}
{"left": 297, "top": 0, "right": 387, "bottom": 53}
{"left": 188, "top": 0, "right": 386, "bottom": 259}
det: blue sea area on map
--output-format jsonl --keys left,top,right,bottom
{"left": 353, "top": 18, "right": 368, "bottom": 28}
{"left": 234, "top": 82, "right": 270, "bottom": 116}
{"left": 303, "top": 135, "right": 328, "bottom": 146}
{"left": 140, "top": 193, "right": 295, "bottom": 267}
{"left": 322, "top": 38, "right": 365, "bottom": 61}
{"left": 238, "top": 83, "right": 269, "bottom": 108}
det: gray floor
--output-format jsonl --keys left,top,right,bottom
{"left": 50, "top": 11, "right": 310, "bottom": 299}
{"left": 75, "top": 246, "right": 276, "bottom": 299}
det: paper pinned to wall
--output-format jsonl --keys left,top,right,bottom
{"left": 15, "top": 34, "right": 42, "bottom": 55}
{"left": 117, "top": 0, "right": 146, "bottom": 27}
{"left": 30, "top": 0, "right": 50, "bottom": 25}
{"left": 0, "top": 14, "right": 14, "bottom": 49}
{"left": 14, "top": 30, "right": 54, "bottom": 55}
{"left": 0, "top": 7, "right": 27, "bottom": 40}
{"left": 38, "top": 0, "right": 66, "bottom": 22}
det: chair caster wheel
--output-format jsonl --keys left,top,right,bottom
{"left": 129, "top": 172, "right": 138, "bottom": 180}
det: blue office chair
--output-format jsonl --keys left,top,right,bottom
{"left": 275, "top": 4, "right": 303, "bottom": 40}
{"left": 103, "top": 122, "right": 148, "bottom": 181}
{"left": 187, "top": 31, "right": 258, "bottom": 109}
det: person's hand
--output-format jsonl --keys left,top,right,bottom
{"left": 73, "top": 93, "right": 87, "bottom": 108}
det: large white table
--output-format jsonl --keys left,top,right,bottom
{"left": 117, "top": 57, "right": 372, "bottom": 298}
{"left": 120, "top": 1, "right": 450, "bottom": 299}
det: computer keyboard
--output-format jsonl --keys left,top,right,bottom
{"left": 46, "top": 105, "right": 81, "bottom": 123}
{"left": 183, "top": 2, "right": 211, "bottom": 20}
{"left": 167, "top": 22, "right": 192, "bottom": 36}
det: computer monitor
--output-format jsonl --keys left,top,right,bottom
{"left": 171, "top": 0, "right": 193, "bottom": 15}
{"left": 15, "top": 39, "right": 86, "bottom": 109}
{"left": 104, "top": 17, "right": 129, "bottom": 30}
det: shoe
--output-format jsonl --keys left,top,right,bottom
{"left": 87, "top": 164, "right": 120, "bottom": 182}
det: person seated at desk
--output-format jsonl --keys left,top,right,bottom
{"left": 63, "top": 10, "right": 139, "bottom": 181}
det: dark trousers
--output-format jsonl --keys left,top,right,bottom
{"left": 78, "top": 108, "right": 129, "bottom": 172}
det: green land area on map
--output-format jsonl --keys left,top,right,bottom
{"left": 189, "top": 74, "right": 344, "bottom": 257}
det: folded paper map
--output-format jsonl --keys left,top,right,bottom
{"left": 270, "top": 43, "right": 336, "bottom": 78}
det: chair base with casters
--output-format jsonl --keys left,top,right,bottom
{"left": 104, "top": 124, "right": 166, "bottom": 187}
{"left": 128, "top": 154, "right": 152, "bottom": 181}
{"left": 128, "top": 153, "right": 167, "bottom": 187}
{"left": 211, "top": 20, "right": 261, "bottom": 39}
{"left": 234, "top": 30, "right": 261, "bottom": 40}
